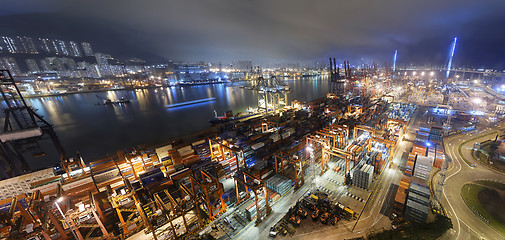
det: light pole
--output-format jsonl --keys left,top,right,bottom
{"left": 55, "top": 197, "right": 79, "bottom": 240}
{"left": 306, "top": 145, "right": 316, "bottom": 192}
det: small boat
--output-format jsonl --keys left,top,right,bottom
{"left": 115, "top": 97, "right": 131, "bottom": 104}
{"left": 96, "top": 95, "right": 131, "bottom": 105}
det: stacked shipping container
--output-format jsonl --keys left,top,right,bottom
{"left": 351, "top": 164, "right": 374, "bottom": 189}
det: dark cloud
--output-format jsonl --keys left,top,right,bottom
{"left": 0, "top": 0, "right": 503, "bottom": 67}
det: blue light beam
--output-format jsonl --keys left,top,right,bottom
{"left": 446, "top": 37, "right": 457, "bottom": 79}
{"left": 393, "top": 50, "right": 398, "bottom": 73}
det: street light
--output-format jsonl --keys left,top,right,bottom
{"left": 306, "top": 145, "right": 316, "bottom": 192}
{"left": 55, "top": 197, "right": 79, "bottom": 240}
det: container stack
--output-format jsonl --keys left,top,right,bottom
{"left": 387, "top": 103, "right": 416, "bottom": 122}
{"left": 404, "top": 153, "right": 416, "bottom": 176}
{"left": 250, "top": 162, "right": 274, "bottom": 180}
{"left": 245, "top": 199, "right": 266, "bottom": 221}
{"left": 192, "top": 140, "right": 211, "bottom": 161}
{"left": 412, "top": 142, "right": 427, "bottom": 156}
{"left": 393, "top": 177, "right": 410, "bottom": 216}
{"left": 429, "top": 126, "right": 443, "bottom": 145}
{"left": 266, "top": 188, "right": 280, "bottom": 203}
{"left": 351, "top": 164, "right": 374, "bottom": 190}
{"left": 156, "top": 144, "right": 173, "bottom": 165}
{"left": 433, "top": 145, "right": 445, "bottom": 168}
{"left": 419, "top": 124, "right": 431, "bottom": 133}
{"left": 269, "top": 133, "right": 281, "bottom": 142}
{"left": 413, "top": 155, "right": 433, "bottom": 182}
{"left": 405, "top": 182, "right": 430, "bottom": 223}
{"left": 370, "top": 151, "right": 384, "bottom": 174}
{"left": 415, "top": 131, "right": 429, "bottom": 144}
{"left": 266, "top": 174, "right": 292, "bottom": 196}
{"left": 334, "top": 159, "right": 354, "bottom": 175}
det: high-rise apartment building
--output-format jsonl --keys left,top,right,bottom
{"left": 16, "top": 36, "right": 38, "bottom": 54}
{"left": 68, "top": 41, "right": 82, "bottom": 57}
{"left": 39, "top": 59, "right": 52, "bottom": 72}
{"left": 81, "top": 42, "right": 94, "bottom": 56}
{"left": 55, "top": 40, "right": 69, "bottom": 56}
{"left": 95, "top": 53, "right": 110, "bottom": 66}
{"left": 0, "top": 57, "right": 22, "bottom": 75}
{"left": 38, "top": 38, "right": 52, "bottom": 53}
{"left": 50, "top": 40, "right": 61, "bottom": 55}
{"left": 25, "top": 59, "right": 40, "bottom": 73}
{"left": 2, "top": 37, "right": 17, "bottom": 53}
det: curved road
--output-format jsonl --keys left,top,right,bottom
{"left": 442, "top": 124, "right": 505, "bottom": 240}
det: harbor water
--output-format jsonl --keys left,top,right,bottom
{"left": 23, "top": 76, "right": 329, "bottom": 168}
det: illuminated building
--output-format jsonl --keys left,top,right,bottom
{"left": 26, "top": 59, "right": 40, "bottom": 73}
{"left": 69, "top": 41, "right": 82, "bottom": 57}
{"left": 2, "top": 36, "right": 17, "bottom": 53}
{"left": 0, "top": 57, "right": 21, "bottom": 75}
{"left": 81, "top": 42, "right": 94, "bottom": 56}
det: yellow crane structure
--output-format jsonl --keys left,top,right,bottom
{"left": 208, "top": 138, "right": 244, "bottom": 169}
{"left": 274, "top": 149, "right": 304, "bottom": 190}
{"left": 189, "top": 169, "right": 227, "bottom": 220}
{"left": 234, "top": 171, "right": 271, "bottom": 225}
{"left": 306, "top": 135, "right": 331, "bottom": 174}
{"left": 353, "top": 125, "right": 376, "bottom": 141}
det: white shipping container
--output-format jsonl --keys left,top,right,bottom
{"left": 252, "top": 142, "right": 265, "bottom": 150}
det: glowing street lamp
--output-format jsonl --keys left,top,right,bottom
{"left": 472, "top": 98, "right": 482, "bottom": 105}
{"left": 55, "top": 197, "right": 79, "bottom": 240}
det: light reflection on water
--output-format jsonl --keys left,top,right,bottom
{"left": 20, "top": 76, "right": 328, "bottom": 163}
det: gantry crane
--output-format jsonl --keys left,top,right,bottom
{"left": 64, "top": 203, "right": 111, "bottom": 240}
{"left": 208, "top": 138, "right": 244, "bottom": 169}
{"left": 306, "top": 135, "right": 331, "bottom": 174}
{"left": 0, "top": 190, "right": 76, "bottom": 240}
{"left": 152, "top": 186, "right": 203, "bottom": 239}
{"left": 60, "top": 152, "right": 88, "bottom": 180}
{"left": 316, "top": 124, "right": 349, "bottom": 149}
{"left": 234, "top": 170, "right": 271, "bottom": 225}
{"left": 274, "top": 150, "right": 304, "bottom": 190}
{"left": 0, "top": 69, "right": 66, "bottom": 177}
{"left": 248, "top": 75, "right": 290, "bottom": 113}
{"left": 189, "top": 169, "right": 226, "bottom": 220}
{"left": 328, "top": 58, "right": 346, "bottom": 95}
{"left": 353, "top": 125, "right": 376, "bottom": 141}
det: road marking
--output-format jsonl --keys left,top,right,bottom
{"left": 444, "top": 137, "right": 463, "bottom": 239}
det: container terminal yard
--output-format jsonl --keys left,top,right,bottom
{"left": 1, "top": 59, "right": 505, "bottom": 240}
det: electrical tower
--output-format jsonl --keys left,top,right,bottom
{"left": 249, "top": 73, "right": 290, "bottom": 113}
{"left": 328, "top": 58, "right": 345, "bottom": 95}
{"left": 0, "top": 69, "right": 66, "bottom": 178}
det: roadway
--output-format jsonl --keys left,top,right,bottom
{"left": 440, "top": 122, "right": 505, "bottom": 240}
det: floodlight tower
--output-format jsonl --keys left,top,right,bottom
{"left": 445, "top": 37, "right": 457, "bottom": 80}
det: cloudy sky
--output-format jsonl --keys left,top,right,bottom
{"left": 0, "top": 0, "right": 504, "bottom": 68}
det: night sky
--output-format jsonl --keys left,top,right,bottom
{"left": 0, "top": 0, "right": 504, "bottom": 68}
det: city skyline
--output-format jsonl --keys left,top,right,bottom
{"left": 0, "top": 1, "right": 504, "bottom": 69}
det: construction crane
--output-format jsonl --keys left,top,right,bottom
{"left": 247, "top": 72, "right": 290, "bottom": 113}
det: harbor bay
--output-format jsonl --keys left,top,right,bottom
{"left": 24, "top": 77, "right": 328, "bottom": 169}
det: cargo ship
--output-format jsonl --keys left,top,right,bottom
{"left": 209, "top": 108, "right": 258, "bottom": 124}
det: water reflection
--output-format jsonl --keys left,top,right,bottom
{"left": 16, "top": 76, "right": 328, "bottom": 161}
